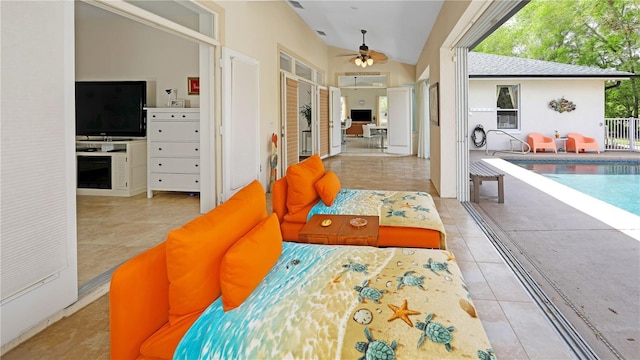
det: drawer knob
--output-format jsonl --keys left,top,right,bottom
{"left": 158, "top": 163, "right": 162, "bottom": 166}
{"left": 195, "top": 148, "right": 199, "bottom": 152}
{"left": 158, "top": 179, "right": 162, "bottom": 182}
{"left": 195, "top": 180, "right": 199, "bottom": 183}
{"left": 158, "top": 147, "right": 162, "bottom": 151}
{"left": 195, "top": 130, "right": 199, "bottom": 133}
{"left": 195, "top": 164, "right": 198, "bottom": 167}
{"left": 158, "top": 129, "right": 162, "bottom": 132}
{"left": 171, "top": 115, "right": 175, "bottom": 118}
{"left": 182, "top": 115, "right": 186, "bottom": 118}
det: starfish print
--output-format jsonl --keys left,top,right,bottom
{"left": 445, "top": 251, "right": 456, "bottom": 261}
{"left": 387, "top": 299, "right": 421, "bottom": 327}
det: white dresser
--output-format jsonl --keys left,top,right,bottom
{"left": 146, "top": 108, "right": 200, "bottom": 198}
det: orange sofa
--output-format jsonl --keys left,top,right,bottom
{"left": 272, "top": 154, "right": 446, "bottom": 249}
{"left": 110, "top": 180, "right": 280, "bottom": 360}
{"left": 527, "top": 132, "right": 557, "bottom": 153}
{"left": 567, "top": 132, "right": 600, "bottom": 153}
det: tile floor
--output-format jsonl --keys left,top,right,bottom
{"left": 2, "top": 154, "right": 575, "bottom": 359}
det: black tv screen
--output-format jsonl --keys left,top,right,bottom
{"left": 75, "top": 81, "right": 146, "bottom": 137}
{"left": 351, "top": 109, "right": 372, "bottom": 122}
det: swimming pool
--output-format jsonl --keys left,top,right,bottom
{"left": 507, "top": 160, "right": 640, "bottom": 216}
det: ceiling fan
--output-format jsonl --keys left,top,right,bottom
{"left": 341, "top": 29, "right": 388, "bottom": 68}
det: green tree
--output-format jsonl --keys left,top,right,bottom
{"left": 475, "top": 0, "right": 639, "bottom": 118}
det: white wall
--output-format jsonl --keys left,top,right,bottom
{"left": 340, "top": 88, "right": 387, "bottom": 121}
{"left": 414, "top": 0, "right": 473, "bottom": 197}
{"left": 469, "top": 78, "right": 605, "bottom": 151}
{"left": 75, "top": 2, "right": 200, "bottom": 108}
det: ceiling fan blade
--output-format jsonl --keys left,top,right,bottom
{"left": 368, "top": 50, "right": 388, "bottom": 62}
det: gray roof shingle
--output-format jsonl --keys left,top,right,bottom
{"left": 469, "top": 52, "right": 634, "bottom": 78}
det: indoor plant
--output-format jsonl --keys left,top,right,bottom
{"left": 300, "top": 104, "right": 312, "bottom": 129}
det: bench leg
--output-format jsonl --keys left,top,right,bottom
{"left": 472, "top": 176, "right": 480, "bottom": 203}
{"left": 497, "top": 176, "right": 504, "bottom": 203}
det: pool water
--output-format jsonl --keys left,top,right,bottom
{"left": 510, "top": 161, "right": 640, "bottom": 216}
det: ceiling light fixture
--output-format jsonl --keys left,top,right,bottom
{"left": 354, "top": 30, "right": 374, "bottom": 68}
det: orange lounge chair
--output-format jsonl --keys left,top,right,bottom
{"left": 567, "top": 132, "right": 600, "bottom": 153}
{"left": 527, "top": 132, "right": 557, "bottom": 153}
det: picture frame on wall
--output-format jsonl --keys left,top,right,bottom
{"left": 188, "top": 77, "right": 200, "bottom": 95}
{"left": 170, "top": 99, "right": 185, "bottom": 108}
{"left": 429, "top": 82, "right": 439, "bottom": 126}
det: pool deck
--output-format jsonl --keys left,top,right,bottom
{"left": 469, "top": 150, "right": 640, "bottom": 359}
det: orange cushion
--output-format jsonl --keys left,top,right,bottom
{"left": 166, "top": 180, "right": 267, "bottom": 325}
{"left": 139, "top": 312, "right": 200, "bottom": 360}
{"left": 314, "top": 170, "right": 341, "bottom": 206}
{"left": 285, "top": 154, "right": 325, "bottom": 215}
{"left": 283, "top": 201, "right": 317, "bottom": 224}
{"left": 220, "top": 213, "right": 282, "bottom": 311}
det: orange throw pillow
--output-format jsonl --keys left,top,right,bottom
{"left": 165, "top": 180, "right": 267, "bottom": 325}
{"left": 285, "top": 154, "right": 325, "bottom": 214}
{"left": 314, "top": 170, "right": 341, "bottom": 206}
{"left": 221, "top": 213, "right": 282, "bottom": 311}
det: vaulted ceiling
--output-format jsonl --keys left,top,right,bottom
{"left": 286, "top": 0, "right": 444, "bottom": 65}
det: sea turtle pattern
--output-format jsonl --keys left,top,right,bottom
{"left": 396, "top": 271, "right": 426, "bottom": 290}
{"left": 354, "top": 279, "right": 387, "bottom": 303}
{"left": 355, "top": 327, "right": 397, "bottom": 360}
{"left": 342, "top": 259, "right": 369, "bottom": 274}
{"left": 415, "top": 313, "right": 455, "bottom": 352}
{"left": 477, "top": 348, "right": 496, "bottom": 360}
{"left": 386, "top": 209, "right": 408, "bottom": 218}
{"left": 423, "top": 258, "right": 452, "bottom": 275}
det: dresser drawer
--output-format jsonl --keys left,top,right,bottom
{"left": 148, "top": 112, "right": 199, "bottom": 121}
{"left": 148, "top": 121, "right": 199, "bottom": 141}
{"left": 150, "top": 158, "right": 199, "bottom": 173}
{"left": 149, "top": 173, "right": 200, "bottom": 190}
{"left": 150, "top": 142, "right": 199, "bottom": 157}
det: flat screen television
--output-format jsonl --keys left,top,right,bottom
{"left": 350, "top": 109, "right": 372, "bottom": 122}
{"left": 75, "top": 81, "right": 147, "bottom": 138}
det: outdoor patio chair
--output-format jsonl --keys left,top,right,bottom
{"left": 567, "top": 132, "right": 600, "bottom": 154}
{"left": 527, "top": 132, "right": 557, "bottom": 153}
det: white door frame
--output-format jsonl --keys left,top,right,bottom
{"left": 329, "top": 86, "right": 342, "bottom": 156}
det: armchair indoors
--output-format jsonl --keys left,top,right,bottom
{"left": 527, "top": 132, "right": 557, "bottom": 153}
{"left": 567, "top": 132, "right": 600, "bottom": 153}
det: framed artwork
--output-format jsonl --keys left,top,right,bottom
{"left": 429, "top": 82, "right": 439, "bottom": 126}
{"left": 187, "top": 77, "right": 200, "bottom": 95}
{"left": 170, "top": 99, "right": 185, "bottom": 108}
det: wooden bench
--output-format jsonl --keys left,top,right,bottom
{"left": 469, "top": 161, "right": 505, "bottom": 203}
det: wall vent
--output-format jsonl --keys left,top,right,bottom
{"left": 289, "top": 1, "right": 304, "bottom": 9}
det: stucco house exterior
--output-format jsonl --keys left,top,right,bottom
{"left": 467, "top": 52, "right": 635, "bottom": 152}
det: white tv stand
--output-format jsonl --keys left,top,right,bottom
{"left": 75, "top": 139, "right": 147, "bottom": 197}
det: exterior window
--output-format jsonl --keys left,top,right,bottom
{"left": 316, "top": 72, "right": 324, "bottom": 86}
{"left": 295, "top": 60, "right": 313, "bottom": 81}
{"left": 496, "top": 85, "right": 519, "bottom": 130}
{"left": 280, "top": 52, "right": 292, "bottom": 72}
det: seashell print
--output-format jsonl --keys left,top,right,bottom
{"left": 459, "top": 298, "right": 477, "bottom": 318}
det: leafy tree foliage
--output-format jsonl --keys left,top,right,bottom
{"left": 475, "top": 0, "right": 639, "bottom": 118}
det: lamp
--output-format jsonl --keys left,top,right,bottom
{"left": 355, "top": 54, "right": 374, "bottom": 68}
